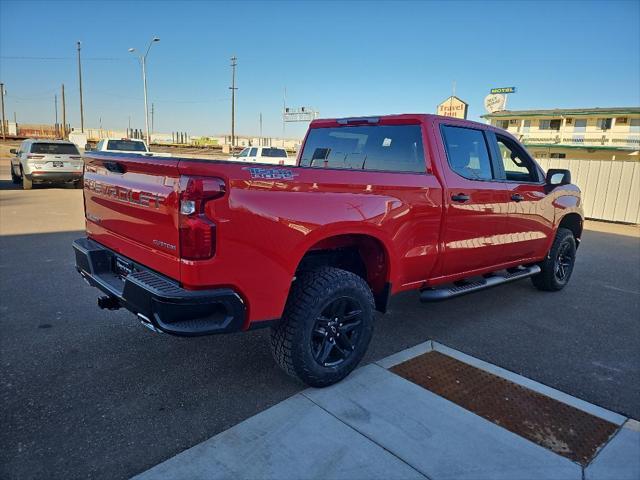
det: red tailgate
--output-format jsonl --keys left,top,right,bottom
{"left": 83, "top": 153, "right": 181, "bottom": 279}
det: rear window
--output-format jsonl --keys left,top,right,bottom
{"left": 261, "top": 148, "right": 287, "bottom": 158}
{"left": 30, "top": 143, "right": 79, "bottom": 155}
{"left": 106, "top": 140, "right": 147, "bottom": 152}
{"left": 299, "top": 125, "right": 425, "bottom": 173}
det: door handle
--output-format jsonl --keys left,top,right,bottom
{"left": 511, "top": 193, "right": 524, "bottom": 202}
{"left": 451, "top": 193, "right": 470, "bottom": 203}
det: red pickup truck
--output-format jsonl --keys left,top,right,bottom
{"left": 73, "top": 114, "right": 583, "bottom": 386}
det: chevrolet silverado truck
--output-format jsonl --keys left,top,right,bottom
{"left": 73, "top": 114, "right": 583, "bottom": 387}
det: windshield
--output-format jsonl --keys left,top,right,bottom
{"left": 261, "top": 148, "right": 287, "bottom": 158}
{"left": 30, "top": 143, "right": 79, "bottom": 155}
{"left": 299, "top": 125, "right": 425, "bottom": 172}
{"left": 106, "top": 140, "right": 148, "bottom": 152}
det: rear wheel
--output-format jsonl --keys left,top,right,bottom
{"left": 10, "top": 164, "right": 20, "bottom": 184}
{"left": 531, "top": 227, "right": 576, "bottom": 291}
{"left": 22, "top": 170, "right": 32, "bottom": 190}
{"left": 270, "top": 267, "right": 375, "bottom": 387}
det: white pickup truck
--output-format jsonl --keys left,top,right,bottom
{"left": 229, "top": 146, "right": 294, "bottom": 165}
{"left": 89, "top": 138, "right": 170, "bottom": 157}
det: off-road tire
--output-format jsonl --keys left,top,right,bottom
{"left": 531, "top": 227, "right": 576, "bottom": 291}
{"left": 270, "top": 267, "right": 375, "bottom": 387}
{"left": 22, "top": 170, "right": 32, "bottom": 190}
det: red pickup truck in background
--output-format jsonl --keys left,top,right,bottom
{"left": 73, "top": 114, "right": 583, "bottom": 386}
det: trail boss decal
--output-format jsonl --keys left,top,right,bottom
{"left": 244, "top": 167, "right": 297, "bottom": 180}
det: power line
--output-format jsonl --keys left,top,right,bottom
{"left": 0, "top": 55, "right": 126, "bottom": 61}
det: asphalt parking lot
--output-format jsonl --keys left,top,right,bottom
{"left": 1, "top": 155, "right": 639, "bottom": 480}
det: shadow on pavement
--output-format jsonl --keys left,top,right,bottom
{"left": 0, "top": 225, "right": 638, "bottom": 480}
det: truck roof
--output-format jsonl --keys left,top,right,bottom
{"left": 101, "top": 137, "right": 146, "bottom": 142}
{"left": 309, "top": 114, "right": 484, "bottom": 129}
{"left": 24, "top": 139, "right": 76, "bottom": 144}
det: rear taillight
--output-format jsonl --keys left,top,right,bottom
{"left": 178, "top": 176, "right": 225, "bottom": 260}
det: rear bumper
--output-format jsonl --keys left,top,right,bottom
{"left": 29, "top": 171, "right": 83, "bottom": 182}
{"left": 73, "top": 237, "right": 246, "bottom": 336}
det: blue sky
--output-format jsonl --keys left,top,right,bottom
{"left": 1, "top": 0, "right": 639, "bottom": 138}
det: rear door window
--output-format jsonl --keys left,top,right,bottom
{"left": 30, "top": 143, "right": 79, "bottom": 155}
{"left": 299, "top": 124, "right": 425, "bottom": 173}
{"left": 441, "top": 126, "right": 494, "bottom": 181}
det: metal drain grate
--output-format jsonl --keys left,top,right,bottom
{"left": 390, "top": 351, "right": 618, "bottom": 465}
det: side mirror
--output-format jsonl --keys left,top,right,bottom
{"left": 10, "top": 148, "right": 17, "bottom": 154}
{"left": 546, "top": 168, "right": 571, "bottom": 186}
{"left": 84, "top": 144, "right": 93, "bottom": 151}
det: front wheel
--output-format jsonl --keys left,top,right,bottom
{"left": 270, "top": 267, "right": 375, "bottom": 387}
{"left": 531, "top": 227, "right": 577, "bottom": 291}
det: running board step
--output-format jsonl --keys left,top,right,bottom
{"left": 420, "top": 265, "right": 541, "bottom": 302}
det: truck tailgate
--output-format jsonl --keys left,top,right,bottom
{"left": 83, "top": 153, "right": 181, "bottom": 279}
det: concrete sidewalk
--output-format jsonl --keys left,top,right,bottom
{"left": 134, "top": 342, "right": 640, "bottom": 480}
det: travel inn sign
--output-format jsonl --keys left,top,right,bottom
{"left": 436, "top": 96, "right": 469, "bottom": 119}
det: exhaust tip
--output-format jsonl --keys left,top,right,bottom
{"left": 138, "top": 314, "right": 163, "bottom": 333}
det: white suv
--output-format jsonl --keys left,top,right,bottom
{"left": 229, "top": 147, "right": 293, "bottom": 165}
{"left": 10, "top": 139, "right": 84, "bottom": 190}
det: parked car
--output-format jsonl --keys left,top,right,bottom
{"left": 73, "top": 114, "right": 583, "bottom": 387}
{"left": 10, "top": 139, "right": 84, "bottom": 189}
{"left": 88, "top": 138, "right": 170, "bottom": 157}
{"left": 229, "top": 146, "right": 293, "bottom": 165}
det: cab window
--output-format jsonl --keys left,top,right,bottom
{"left": 441, "top": 126, "right": 494, "bottom": 180}
{"left": 249, "top": 148, "right": 258, "bottom": 157}
{"left": 495, "top": 135, "right": 540, "bottom": 182}
{"left": 238, "top": 148, "right": 249, "bottom": 157}
{"left": 299, "top": 124, "right": 425, "bottom": 173}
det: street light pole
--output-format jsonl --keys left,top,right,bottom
{"left": 141, "top": 54, "right": 150, "bottom": 145}
{"left": 129, "top": 37, "right": 160, "bottom": 147}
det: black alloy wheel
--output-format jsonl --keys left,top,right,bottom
{"left": 311, "top": 297, "right": 364, "bottom": 367}
{"left": 554, "top": 240, "right": 574, "bottom": 282}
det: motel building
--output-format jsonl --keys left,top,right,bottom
{"left": 482, "top": 107, "right": 640, "bottom": 161}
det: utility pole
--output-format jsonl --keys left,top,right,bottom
{"left": 151, "top": 103, "right": 154, "bottom": 134}
{"left": 77, "top": 41, "right": 85, "bottom": 133}
{"left": 282, "top": 87, "right": 286, "bottom": 147}
{"left": 61, "top": 84, "right": 67, "bottom": 140}
{"left": 259, "top": 112, "right": 263, "bottom": 145}
{"left": 54, "top": 94, "right": 58, "bottom": 137}
{"left": 0, "top": 83, "right": 6, "bottom": 140}
{"left": 229, "top": 56, "right": 237, "bottom": 150}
